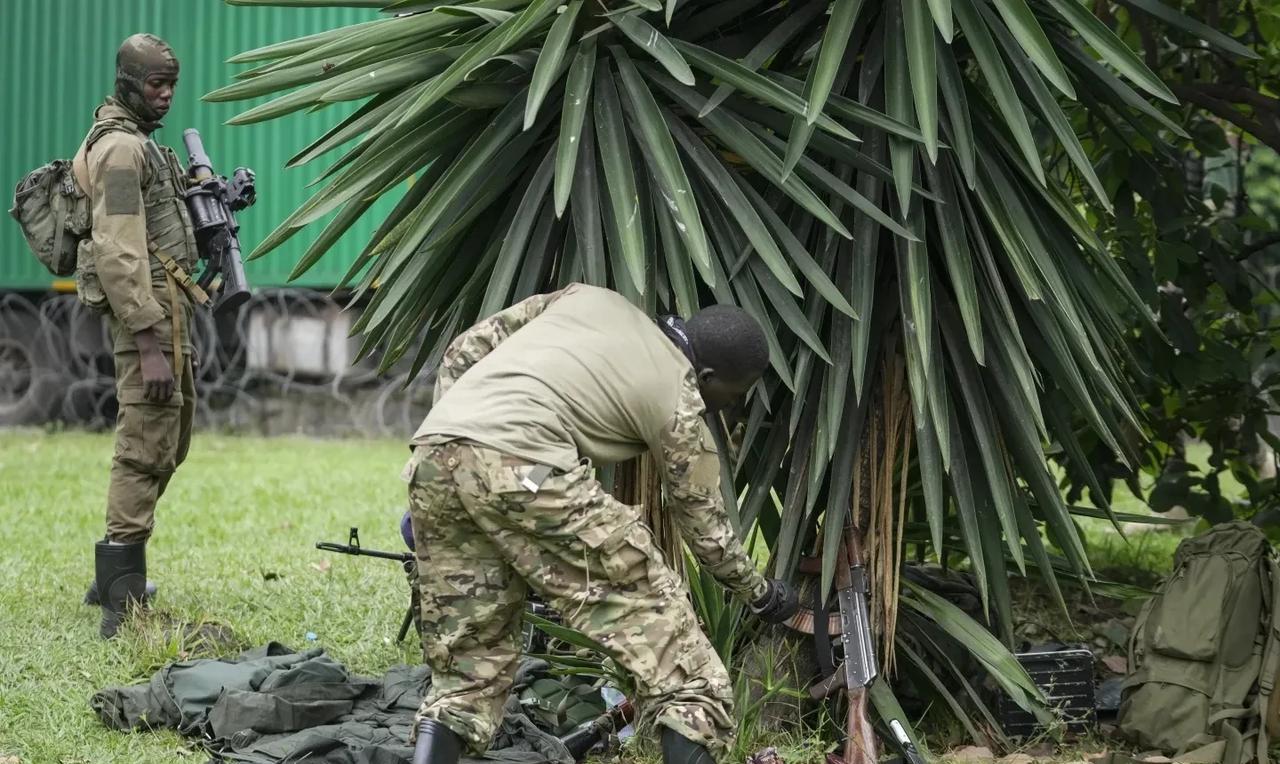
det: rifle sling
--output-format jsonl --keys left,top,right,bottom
{"left": 814, "top": 577, "right": 836, "bottom": 677}
{"left": 153, "top": 250, "right": 211, "bottom": 307}
{"left": 163, "top": 271, "right": 182, "bottom": 379}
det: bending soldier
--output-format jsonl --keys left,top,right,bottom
{"left": 404, "top": 284, "right": 799, "bottom": 764}
{"left": 77, "top": 34, "right": 204, "bottom": 639}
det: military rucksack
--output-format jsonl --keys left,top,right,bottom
{"left": 1119, "top": 521, "right": 1280, "bottom": 764}
{"left": 9, "top": 159, "right": 92, "bottom": 278}
{"left": 9, "top": 117, "right": 172, "bottom": 313}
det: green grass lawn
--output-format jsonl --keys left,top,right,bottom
{"left": 0, "top": 428, "right": 1234, "bottom": 762}
{"left": 0, "top": 428, "right": 419, "bottom": 762}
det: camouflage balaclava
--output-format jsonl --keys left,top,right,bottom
{"left": 115, "top": 33, "right": 179, "bottom": 123}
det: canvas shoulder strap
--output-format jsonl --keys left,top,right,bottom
{"left": 1254, "top": 554, "right": 1280, "bottom": 764}
{"left": 73, "top": 117, "right": 138, "bottom": 193}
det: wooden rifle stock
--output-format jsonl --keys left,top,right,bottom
{"left": 806, "top": 525, "right": 878, "bottom": 764}
{"left": 842, "top": 523, "right": 877, "bottom": 764}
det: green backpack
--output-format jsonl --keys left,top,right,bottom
{"left": 9, "top": 159, "right": 92, "bottom": 278}
{"left": 1119, "top": 521, "right": 1280, "bottom": 764}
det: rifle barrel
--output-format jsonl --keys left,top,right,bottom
{"left": 314, "top": 541, "right": 412, "bottom": 562}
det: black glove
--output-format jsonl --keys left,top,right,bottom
{"left": 748, "top": 578, "right": 799, "bottom": 623}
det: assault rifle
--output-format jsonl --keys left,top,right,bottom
{"left": 314, "top": 526, "right": 560, "bottom": 652}
{"left": 182, "top": 129, "right": 253, "bottom": 315}
{"left": 806, "top": 523, "right": 925, "bottom": 764}
{"left": 316, "top": 526, "right": 413, "bottom": 564}
{"left": 318, "top": 526, "right": 631, "bottom": 762}
{"left": 316, "top": 527, "right": 420, "bottom": 643}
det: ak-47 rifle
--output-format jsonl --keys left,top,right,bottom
{"left": 316, "top": 526, "right": 413, "bottom": 564}
{"left": 314, "top": 526, "right": 561, "bottom": 652}
{"left": 316, "top": 527, "right": 420, "bottom": 643}
{"left": 320, "top": 526, "right": 630, "bottom": 760}
{"left": 804, "top": 524, "right": 926, "bottom": 764}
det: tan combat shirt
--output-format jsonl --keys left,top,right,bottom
{"left": 76, "top": 100, "right": 193, "bottom": 354}
{"left": 413, "top": 284, "right": 766, "bottom": 599}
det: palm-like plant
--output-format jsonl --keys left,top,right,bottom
{"left": 213, "top": 0, "right": 1252, "bottom": 741}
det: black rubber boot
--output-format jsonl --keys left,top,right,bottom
{"left": 94, "top": 540, "right": 148, "bottom": 639}
{"left": 84, "top": 578, "right": 156, "bottom": 606}
{"left": 661, "top": 728, "right": 717, "bottom": 764}
{"left": 412, "top": 719, "right": 463, "bottom": 764}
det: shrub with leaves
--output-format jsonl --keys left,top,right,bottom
{"left": 213, "top": 0, "right": 1257, "bottom": 742}
{"left": 1046, "top": 10, "right": 1280, "bottom": 531}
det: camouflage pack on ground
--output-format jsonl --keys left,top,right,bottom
{"left": 1119, "top": 521, "right": 1280, "bottom": 764}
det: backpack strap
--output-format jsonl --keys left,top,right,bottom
{"left": 1128, "top": 591, "right": 1155, "bottom": 675}
{"left": 1207, "top": 706, "right": 1255, "bottom": 764}
{"left": 86, "top": 117, "right": 139, "bottom": 151}
{"left": 1253, "top": 555, "right": 1280, "bottom": 764}
{"left": 50, "top": 179, "right": 69, "bottom": 263}
{"left": 72, "top": 117, "right": 135, "bottom": 202}
{"left": 72, "top": 148, "right": 88, "bottom": 194}
{"left": 1174, "top": 736, "right": 1228, "bottom": 764}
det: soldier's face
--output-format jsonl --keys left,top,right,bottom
{"left": 698, "top": 372, "right": 756, "bottom": 413}
{"left": 143, "top": 74, "right": 177, "bottom": 119}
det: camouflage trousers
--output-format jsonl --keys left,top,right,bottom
{"left": 105, "top": 348, "right": 194, "bottom": 543}
{"left": 405, "top": 441, "right": 736, "bottom": 754}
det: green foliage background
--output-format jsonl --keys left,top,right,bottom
{"left": 211, "top": 0, "right": 1274, "bottom": 744}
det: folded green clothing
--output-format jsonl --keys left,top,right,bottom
{"left": 92, "top": 642, "right": 574, "bottom": 764}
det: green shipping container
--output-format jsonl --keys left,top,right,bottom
{"left": 1, "top": 0, "right": 393, "bottom": 292}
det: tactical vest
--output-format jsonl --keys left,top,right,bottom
{"left": 74, "top": 113, "right": 206, "bottom": 364}
{"left": 81, "top": 116, "right": 200, "bottom": 283}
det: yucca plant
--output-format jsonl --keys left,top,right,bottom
{"left": 213, "top": 0, "right": 1254, "bottom": 744}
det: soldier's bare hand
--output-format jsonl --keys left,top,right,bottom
{"left": 133, "top": 328, "right": 175, "bottom": 402}
{"left": 140, "top": 349, "right": 175, "bottom": 402}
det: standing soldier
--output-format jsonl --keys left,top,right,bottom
{"left": 76, "top": 34, "right": 205, "bottom": 639}
{"left": 404, "top": 284, "right": 799, "bottom": 764}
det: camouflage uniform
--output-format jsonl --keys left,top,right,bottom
{"left": 406, "top": 285, "right": 766, "bottom": 754}
{"left": 74, "top": 36, "right": 201, "bottom": 544}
